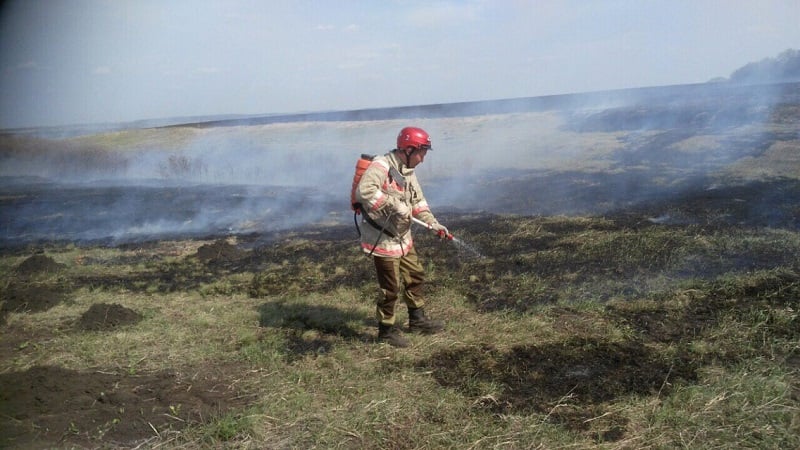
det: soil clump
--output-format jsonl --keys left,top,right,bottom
{"left": 2, "top": 254, "right": 71, "bottom": 323}
{"left": 0, "top": 365, "right": 247, "bottom": 449}
{"left": 1, "top": 283, "right": 69, "bottom": 314}
{"left": 13, "top": 253, "right": 65, "bottom": 277}
{"left": 77, "top": 303, "right": 143, "bottom": 331}
{"left": 194, "top": 239, "right": 247, "bottom": 264}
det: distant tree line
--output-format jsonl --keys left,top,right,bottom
{"left": 727, "top": 48, "right": 800, "bottom": 84}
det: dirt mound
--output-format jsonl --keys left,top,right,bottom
{"left": 0, "top": 365, "right": 247, "bottom": 449}
{"left": 78, "top": 303, "right": 143, "bottom": 331}
{"left": 194, "top": 239, "right": 246, "bottom": 263}
{"left": 1, "top": 283, "right": 69, "bottom": 315}
{"left": 14, "top": 254, "right": 65, "bottom": 276}
{"left": 1, "top": 255, "right": 72, "bottom": 322}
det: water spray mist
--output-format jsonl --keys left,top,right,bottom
{"left": 412, "top": 217, "right": 484, "bottom": 258}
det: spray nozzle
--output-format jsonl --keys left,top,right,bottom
{"left": 437, "top": 229, "right": 455, "bottom": 240}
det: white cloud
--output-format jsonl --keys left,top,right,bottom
{"left": 334, "top": 46, "right": 383, "bottom": 72}
{"left": 337, "top": 62, "right": 365, "bottom": 70}
{"left": 92, "top": 66, "right": 111, "bottom": 75}
{"left": 315, "top": 23, "right": 358, "bottom": 32}
{"left": 405, "top": 1, "right": 483, "bottom": 28}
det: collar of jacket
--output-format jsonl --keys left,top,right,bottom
{"left": 388, "top": 150, "right": 415, "bottom": 176}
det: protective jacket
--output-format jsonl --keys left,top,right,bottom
{"left": 355, "top": 151, "right": 437, "bottom": 257}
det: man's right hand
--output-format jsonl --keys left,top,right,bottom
{"left": 429, "top": 221, "right": 450, "bottom": 239}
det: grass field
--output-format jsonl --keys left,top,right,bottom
{"left": 2, "top": 82, "right": 799, "bottom": 448}
{"left": 1, "top": 210, "right": 798, "bottom": 449}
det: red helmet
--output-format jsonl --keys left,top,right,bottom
{"left": 396, "top": 126, "right": 432, "bottom": 151}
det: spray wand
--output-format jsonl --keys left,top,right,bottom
{"left": 412, "top": 217, "right": 454, "bottom": 240}
{"left": 412, "top": 217, "right": 485, "bottom": 258}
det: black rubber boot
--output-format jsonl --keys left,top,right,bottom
{"left": 378, "top": 323, "right": 409, "bottom": 348}
{"left": 408, "top": 308, "right": 444, "bottom": 334}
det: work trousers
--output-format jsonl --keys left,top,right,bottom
{"left": 372, "top": 246, "right": 426, "bottom": 326}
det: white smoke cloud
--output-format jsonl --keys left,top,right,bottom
{"left": 1, "top": 78, "right": 795, "bottom": 245}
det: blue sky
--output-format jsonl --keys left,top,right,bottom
{"left": 1, "top": 0, "right": 798, "bottom": 129}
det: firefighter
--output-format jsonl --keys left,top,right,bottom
{"left": 355, "top": 126, "right": 449, "bottom": 347}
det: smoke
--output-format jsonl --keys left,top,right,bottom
{"left": 1, "top": 80, "right": 798, "bottom": 247}
{"left": 0, "top": 121, "right": 400, "bottom": 246}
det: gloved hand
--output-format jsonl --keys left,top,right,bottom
{"left": 429, "top": 221, "right": 450, "bottom": 239}
{"left": 394, "top": 202, "right": 411, "bottom": 234}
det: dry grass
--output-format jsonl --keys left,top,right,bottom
{"left": 1, "top": 213, "right": 798, "bottom": 449}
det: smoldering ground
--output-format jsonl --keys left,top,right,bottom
{"left": 0, "top": 81, "right": 798, "bottom": 248}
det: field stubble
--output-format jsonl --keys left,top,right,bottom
{"left": 1, "top": 208, "right": 798, "bottom": 449}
